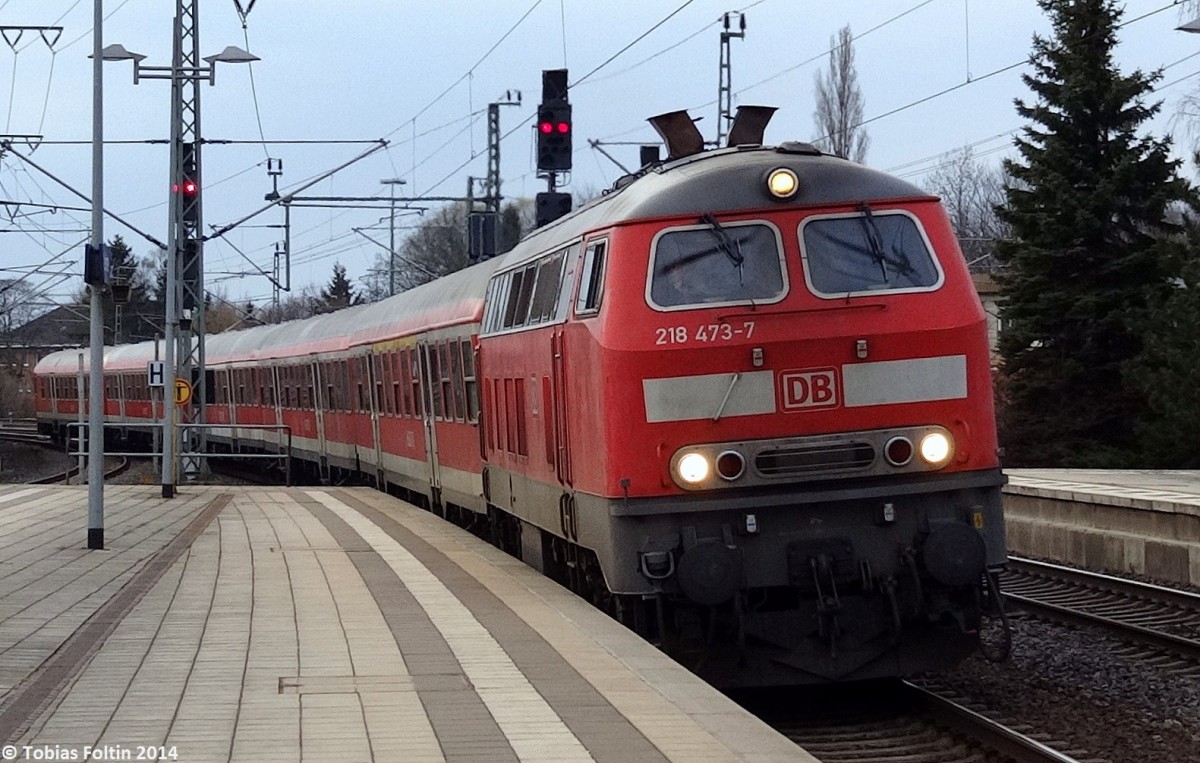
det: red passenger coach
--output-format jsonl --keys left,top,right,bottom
{"left": 35, "top": 115, "right": 1008, "bottom": 687}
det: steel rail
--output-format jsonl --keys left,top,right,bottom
{"left": 902, "top": 681, "right": 1084, "bottom": 763}
{"left": 1003, "top": 591, "right": 1200, "bottom": 661}
{"left": 1009, "top": 555, "right": 1200, "bottom": 611}
{"left": 31, "top": 457, "right": 129, "bottom": 485}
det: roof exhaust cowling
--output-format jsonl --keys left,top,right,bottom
{"left": 727, "top": 105, "right": 777, "bottom": 147}
{"left": 647, "top": 110, "right": 705, "bottom": 160}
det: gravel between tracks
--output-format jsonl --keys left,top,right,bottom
{"left": 0, "top": 441, "right": 75, "bottom": 483}
{"left": 931, "top": 615, "right": 1200, "bottom": 762}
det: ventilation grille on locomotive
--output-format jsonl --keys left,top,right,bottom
{"left": 754, "top": 442, "right": 875, "bottom": 477}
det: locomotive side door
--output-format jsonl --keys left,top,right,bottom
{"left": 549, "top": 326, "right": 572, "bottom": 486}
{"left": 417, "top": 340, "right": 442, "bottom": 494}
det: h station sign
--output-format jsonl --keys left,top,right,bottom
{"left": 147, "top": 361, "right": 166, "bottom": 388}
{"left": 147, "top": 361, "right": 192, "bottom": 405}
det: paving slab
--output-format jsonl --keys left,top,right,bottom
{"left": 0, "top": 485, "right": 814, "bottom": 762}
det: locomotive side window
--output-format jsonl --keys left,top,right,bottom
{"left": 576, "top": 240, "right": 607, "bottom": 315}
{"left": 799, "top": 209, "right": 943, "bottom": 297}
{"left": 502, "top": 269, "right": 530, "bottom": 328}
{"left": 483, "top": 245, "right": 576, "bottom": 335}
{"left": 648, "top": 221, "right": 785, "bottom": 310}
{"left": 527, "top": 253, "right": 564, "bottom": 325}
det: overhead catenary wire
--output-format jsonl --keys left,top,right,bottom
{"left": 382, "top": 0, "right": 544, "bottom": 142}
{"left": 235, "top": 14, "right": 271, "bottom": 161}
{"left": 570, "top": 0, "right": 699, "bottom": 88}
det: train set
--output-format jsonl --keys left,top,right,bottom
{"left": 34, "top": 110, "right": 1008, "bottom": 686}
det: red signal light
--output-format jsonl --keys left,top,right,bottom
{"left": 539, "top": 121, "right": 553, "bottom": 134}
{"left": 557, "top": 122, "right": 570, "bottom": 134}
{"left": 182, "top": 180, "right": 198, "bottom": 195}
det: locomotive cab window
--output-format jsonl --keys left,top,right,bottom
{"left": 576, "top": 239, "right": 607, "bottom": 316}
{"left": 647, "top": 221, "right": 786, "bottom": 310}
{"left": 799, "top": 209, "right": 943, "bottom": 297}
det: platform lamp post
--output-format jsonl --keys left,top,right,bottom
{"left": 85, "top": 0, "right": 106, "bottom": 549}
{"left": 102, "top": 24, "right": 258, "bottom": 498}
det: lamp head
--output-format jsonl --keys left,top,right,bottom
{"left": 203, "top": 45, "right": 260, "bottom": 64}
{"left": 96, "top": 43, "right": 146, "bottom": 62}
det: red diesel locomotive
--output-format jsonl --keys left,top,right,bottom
{"left": 35, "top": 110, "right": 1008, "bottom": 686}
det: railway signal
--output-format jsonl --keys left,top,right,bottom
{"left": 536, "top": 103, "right": 572, "bottom": 171}
{"left": 536, "top": 69, "right": 572, "bottom": 172}
{"left": 535, "top": 191, "right": 571, "bottom": 228}
{"left": 172, "top": 142, "right": 198, "bottom": 197}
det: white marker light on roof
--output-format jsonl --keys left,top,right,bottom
{"left": 767, "top": 168, "right": 799, "bottom": 199}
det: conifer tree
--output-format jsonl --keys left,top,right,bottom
{"left": 316, "top": 263, "right": 362, "bottom": 313}
{"left": 996, "top": 0, "right": 1191, "bottom": 467}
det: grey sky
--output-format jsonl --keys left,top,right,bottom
{"left": 1, "top": 0, "right": 1197, "bottom": 309}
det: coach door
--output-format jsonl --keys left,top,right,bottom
{"left": 312, "top": 359, "right": 327, "bottom": 462}
{"left": 366, "top": 352, "right": 384, "bottom": 477}
{"left": 417, "top": 341, "right": 442, "bottom": 492}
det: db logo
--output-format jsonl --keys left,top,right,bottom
{"left": 780, "top": 368, "right": 839, "bottom": 411}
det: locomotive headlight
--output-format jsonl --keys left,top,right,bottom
{"left": 676, "top": 452, "right": 711, "bottom": 484}
{"left": 919, "top": 432, "right": 953, "bottom": 465}
{"left": 766, "top": 168, "right": 799, "bottom": 199}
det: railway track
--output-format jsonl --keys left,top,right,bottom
{"left": 763, "top": 680, "right": 1093, "bottom": 762}
{"left": 30, "top": 456, "right": 130, "bottom": 485}
{"left": 1002, "top": 556, "right": 1200, "bottom": 666}
{"left": 0, "top": 418, "right": 48, "bottom": 446}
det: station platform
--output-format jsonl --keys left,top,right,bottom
{"left": 0, "top": 484, "right": 812, "bottom": 762}
{"left": 1005, "top": 469, "right": 1200, "bottom": 587}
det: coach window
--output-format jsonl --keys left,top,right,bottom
{"left": 799, "top": 209, "right": 942, "bottom": 297}
{"left": 383, "top": 353, "right": 395, "bottom": 416}
{"left": 576, "top": 239, "right": 607, "bottom": 315}
{"left": 449, "top": 340, "right": 465, "bottom": 422}
{"left": 434, "top": 345, "right": 448, "bottom": 417}
{"left": 461, "top": 339, "right": 478, "bottom": 423}
{"left": 372, "top": 354, "right": 383, "bottom": 414}
{"left": 355, "top": 358, "right": 367, "bottom": 412}
{"left": 440, "top": 342, "right": 457, "bottom": 421}
{"left": 648, "top": 221, "right": 785, "bottom": 310}
{"left": 409, "top": 350, "right": 422, "bottom": 417}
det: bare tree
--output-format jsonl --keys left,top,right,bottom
{"left": 0, "top": 280, "right": 40, "bottom": 337}
{"left": 369, "top": 199, "right": 531, "bottom": 294}
{"left": 813, "top": 25, "right": 869, "bottom": 163}
{"left": 922, "top": 146, "right": 1011, "bottom": 272}
{"left": 1177, "top": 2, "right": 1200, "bottom": 158}
{"left": 256, "top": 287, "right": 322, "bottom": 324}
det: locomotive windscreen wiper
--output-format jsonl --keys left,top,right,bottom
{"left": 700, "top": 214, "right": 745, "bottom": 267}
{"left": 858, "top": 203, "right": 888, "bottom": 280}
{"left": 856, "top": 203, "right": 917, "bottom": 282}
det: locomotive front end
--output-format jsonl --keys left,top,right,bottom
{"left": 589, "top": 149, "right": 1007, "bottom": 686}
